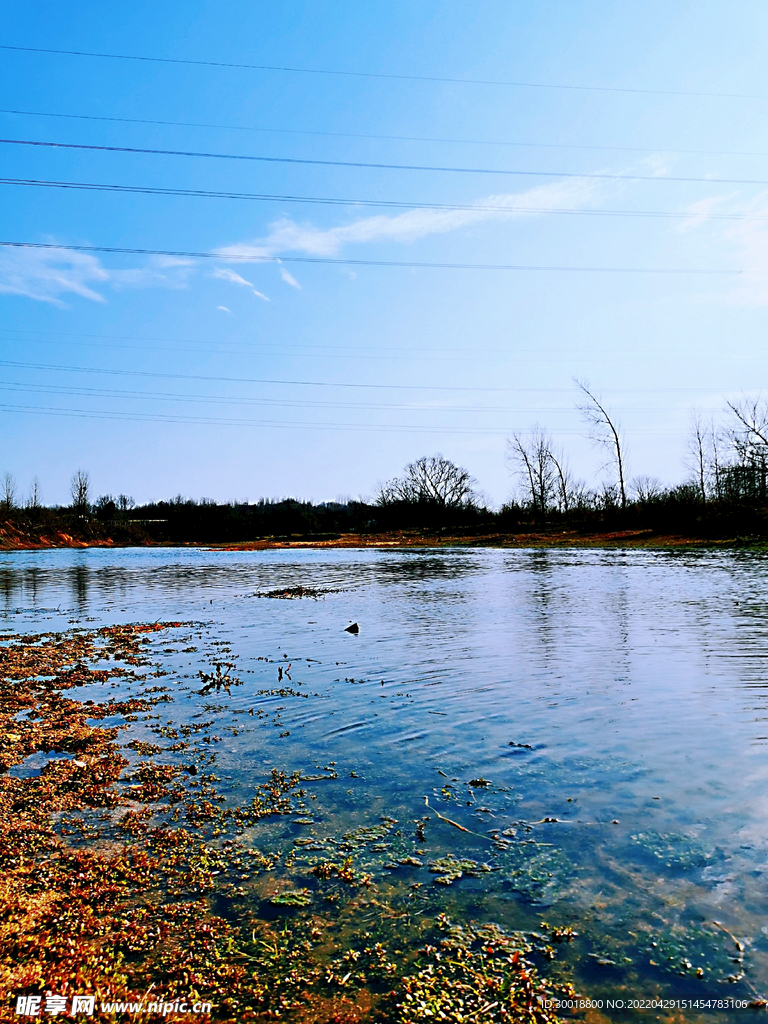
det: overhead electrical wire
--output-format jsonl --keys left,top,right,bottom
{"left": 1, "top": 327, "right": 727, "bottom": 365}
{"left": 0, "top": 358, "right": 736, "bottom": 395}
{"left": 0, "top": 326, "right": 514, "bottom": 362}
{"left": 0, "top": 400, "right": 704, "bottom": 436}
{"left": 0, "top": 358, "right": 581, "bottom": 393}
{"left": 0, "top": 380, "right": 726, "bottom": 420}
{"left": 0, "top": 241, "right": 738, "bottom": 276}
{"left": 0, "top": 329, "right": 559, "bottom": 364}
{"left": 0, "top": 48, "right": 748, "bottom": 441}
{"left": 2, "top": 106, "right": 766, "bottom": 158}
{"left": 0, "top": 379, "right": 548, "bottom": 415}
{"left": 1, "top": 43, "right": 763, "bottom": 100}
{"left": 1, "top": 175, "right": 765, "bottom": 226}
{"left": 0, "top": 174, "right": 642, "bottom": 214}
{"left": 6, "top": 136, "right": 768, "bottom": 187}
{"left": 0, "top": 401, "right": 678, "bottom": 435}
{"left": 0, "top": 401, "right": 527, "bottom": 435}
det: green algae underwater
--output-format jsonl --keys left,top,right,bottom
{"left": 4, "top": 546, "right": 768, "bottom": 1024}
{"left": 0, "top": 622, "right": 571, "bottom": 1022}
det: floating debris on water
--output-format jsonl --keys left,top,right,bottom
{"left": 254, "top": 586, "right": 337, "bottom": 599}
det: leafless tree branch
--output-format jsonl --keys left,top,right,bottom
{"left": 574, "top": 378, "right": 627, "bottom": 510}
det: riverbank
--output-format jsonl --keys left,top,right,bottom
{"left": 214, "top": 528, "right": 742, "bottom": 550}
{"left": 3, "top": 514, "right": 766, "bottom": 552}
{"left": 0, "top": 517, "right": 149, "bottom": 551}
{"left": 0, "top": 526, "right": 754, "bottom": 551}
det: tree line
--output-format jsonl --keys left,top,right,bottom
{"left": 506, "top": 381, "right": 768, "bottom": 518}
{"left": 5, "top": 383, "right": 768, "bottom": 542}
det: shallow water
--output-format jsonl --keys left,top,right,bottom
{"left": 4, "top": 545, "right": 768, "bottom": 1015}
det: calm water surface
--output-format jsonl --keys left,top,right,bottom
{"left": 4, "top": 545, "right": 768, "bottom": 1014}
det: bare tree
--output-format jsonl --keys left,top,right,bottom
{"left": 716, "top": 395, "right": 768, "bottom": 500}
{"left": 710, "top": 416, "right": 724, "bottom": 499}
{"left": 377, "top": 454, "right": 476, "bottom": 508}
{"left": 506, "top": 428, "right": 556, "bottom": 519}
{"left": 575, "top": 379, "right": 627, "bottom": 510}
{"left": 725, "top": 395, "right": 768, "bottom": 465}
{"left": 117, "top": 494, "right": 135, "bottom": 512}
{"left": 1, "top": 472, "right": 16, "bottom": 512}
{"left": 70, "top": 469, "right": 91, "bottom": 514}
{"left": 26, "top": 476, "right": 42, "bottom": 510}
{"left": 548, "top": 444, "right": 573, "bottom": 515}
{"left": 686, "top": 410, "right": 710, "bottom": 500}
{"left": 632, "top": 475, "right": 662, "bottom": 502}
{"left": 567, "top": 478, "right": 593, "bottom": 511}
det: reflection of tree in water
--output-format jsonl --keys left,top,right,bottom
{"left": 371, "top": 552, "right": 481, "bottom": 586}
{"left": 0, "top": 566, "right": 45, "bottom": 611}
{"left": 0, "top": 553, "right": 482, "bottom": 617}
{"left": 69, "top": 563, "right": 90, "bottom": 611}
{"left": 509, "top": 549, "right": 633, "bottom": 676}
{"left": 0, "top": 568, "right": 16, "bottom": 612}
{"left": 27, "top": 567, "right": 41, "bottom": 607}
{"left": 524, "top": 549, "right": 558, "bottom": 668}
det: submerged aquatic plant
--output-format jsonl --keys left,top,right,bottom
{"left": 428, "top": 854, "right": 492, "bottom": 885}
{"left": 381, "top": 917, "right": 570, "bottom": 1024}
{"left": 0, "top": 623, "right": 573, "bottom": 1021}
{"left": 629, "top": 830, "right": 718, "bottom": 872}
{"left": 269, "top": 889, "right": 313, "bottom": 907}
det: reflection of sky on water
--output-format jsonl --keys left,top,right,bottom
{"left": 4, "top": 546, "right": 768, "bottom": 1001}
{"left": 3, "top": 545, "right": 768, "bottom": 826}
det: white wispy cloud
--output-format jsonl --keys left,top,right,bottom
{"left": 212, "top": 267, "right": 270, "bottom": 301}
{"left": 0, "top": 246, "right": 194, "bottom": 306}
{"left": 0, "top": 247, "right": 109, "bottom": 306}
{"left": 276, "top": 261, "right": 302, "bottom": 289}
{"left": 676, "top": 193, "right": 740, "bottom": 232}
{"left": 109, "top": 258, "right": 194, "bottom": 291}
{"left": 215, "top": 177, "right": 604, "bottom": 264}
{"left": 1, "top": 172, "right": 622, "bottom": 307}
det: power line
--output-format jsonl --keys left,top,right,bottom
{"left": 0, "top": 326, "right": 503, "bottom": 361}
{"left": 2, "top": 175, "right": 766, "bottom": 225}
{"left": 0, "top": 327, "right": 549, "bottom": 364}
{"left": 0, "top": 400, "right": 522, "bottom": 434}
{"left": 0, "top": 328, "right": 753, "bottom": 367}
{"left": 3, "top": 106, "right": 766, "bottom": 158}
{"left": 2, "top": 327, "right": 730, "bottom": 366}
{"left": 0, "top": 358, "right": 737, "bottom": 395}
{"left": 0, "top": 241, "right": 739, "bottom": 276}
{"left": 0, "top": 401, "right": 701, "bottom": 435}
{"left": 0, "top": 380, "right": 723, "bottom": 418}
{"left": 7, "top": 136, "right": 768, "bottom": 187}
{"left": 0, "top": 357, "right": 574, "bottom": 393}
{"left": 1, "top": 43, "right": 763, "bottom": 100}
{"left": 0, "top": 379, "right": 548, "bottom": 414}
{"left": 0, "top": 174, "right": 633, "bottom": 213}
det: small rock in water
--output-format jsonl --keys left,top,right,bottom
{"left": 345, "top": 622, "right": 360, "bottom": 634}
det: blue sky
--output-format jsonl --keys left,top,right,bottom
{"left": 2, "top": 1, "right": 768, "bottom": 506}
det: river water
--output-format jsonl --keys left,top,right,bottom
{"left": 4, "top": 545, "right": 768, "bottom": 1015}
